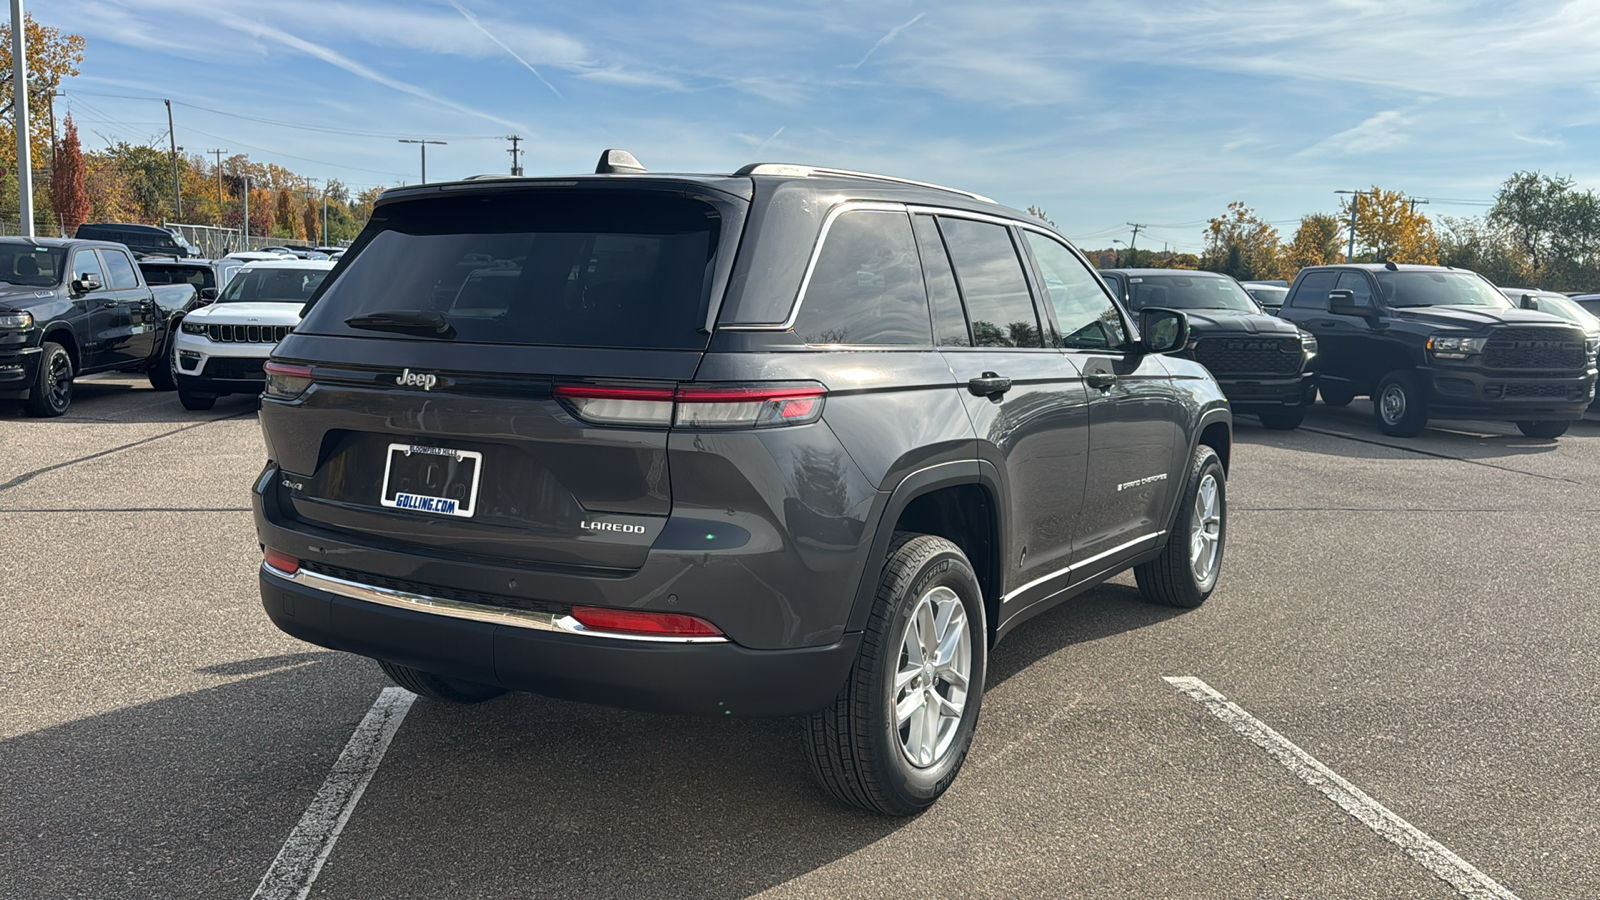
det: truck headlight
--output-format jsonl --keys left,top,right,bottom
{"left": 180, "top": 321, "right": 209, "bottom": 335}
{"left": 1299, "top": 331, "right": 1318, "bottom": 359}
{"left": 1426, "top": 335, "right": 1486, "bottom": 359}
{"left": 0, "top": 311, "right": 33, "bottom": 329}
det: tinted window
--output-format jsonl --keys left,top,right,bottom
{"left": 1376, "top": 271, "right": 1511, "bottom": 308}
{"left": 1245, "top": 285, "right": 1289, "bottom": 307}
{"left": 1333, "top": 271, "right": 1374, "bottom": 307}
{"left": 1288, "top": 270, "right": 1338, "bottom": 310}
{"left": 1124, "top": 274, "right": 1257, "bottom": 312}
{"left": 938, "top": 217, "right": 1040, "bottom": 348}
{"left": 219, "top": 267, "right": 330, "bottom": 303}
{"left": 99, "top": 249, "right": 140, "bottom": 289}
{"left": 0, "top": 244, "right": 64, "bottom": 287}
{"left": 70, "top": 249, "right": 104, "bottom": 290}
{"left": 1024, "top": 232, "right": 1126, "bottom": 350}
{"left": 141, "top": 264, "right": 212, "bottom": 290}
{"left": 792, "top": 210, "right": 931, "bottom": 346}
{"left": 910, "top": 215, "right": 969, "bottom": 347}
{"left": 300, "top": 192, "right": 720, "bottom": 349}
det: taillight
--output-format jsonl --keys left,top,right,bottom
{"left": 263, "top": 361, "right": 313, "bottom": 400}
{"left": 554, "top": 383, "right": 825, "bottom": 428}
{"left": 553, "top": 384, "right": 676, "bottom": 426}
{"left": 263, "top": 547, "right": 300, "bottom": 575}
{"left": 569, "top": 606, "right": 723, "bottom": 637}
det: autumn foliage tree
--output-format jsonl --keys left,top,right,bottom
{"left": 1280, "top": 213, "right": 1344, "bottom": 278}
{"left": 1200, "top": 202, "right": 1281, "bottom": 281}
{"left": 50, "top": 113, "right": 88, "bottom": 233}
{"left": 1341, "top": 187, "right": 1437, "bottom": 264}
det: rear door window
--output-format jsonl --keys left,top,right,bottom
{"left": 937, "top": 217, "right": 1041, "bottom": 348}
{"left": 299, "top": 191, "right": 723, "bottom": 349}
{"left": 910, "top": 215, "right": 970, "bottom": 347}
{"left": 791, "top": 209, "right": 931, "bottom": 346}
{"left": 99, "top": 249, "right": 140, "bottom": 289}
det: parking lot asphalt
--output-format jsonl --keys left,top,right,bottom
{"left": 4, "top": 374, "right": 1598, "bottom": 899}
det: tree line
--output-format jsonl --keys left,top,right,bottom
{"left": 1074, "top": 172, "right": 1600, "bottom": 292}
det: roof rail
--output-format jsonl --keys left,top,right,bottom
{"left": 733, "top": 163, "right": 994, "bottom": 203}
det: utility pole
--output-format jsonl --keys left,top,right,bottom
{"left": 507, "top": 134, "right": 523, "bottom": 175}
{"left": 1405, "top": 196, "right": 1430, "bottom": 215}
{"left": 1334, "top": 189, "right": 1375, "bottom": 262}
{"left": 242, "top": 174, "right": 251, "bottom": 250}
{"left": 320, "top": 185, "right": 328, "bottom": 246}
{"left": 398, "top": 138, "right": 446, "bottom": 184}
{"left": 207, "top": 148, "right": 227, "bottom": 221}
{"left": 11, "top": 0, "right": 33, "bottom": 237}
{"left": 164, "top": 99, "right": 181, "bottom": 219}
{"left": 1126, "top": 223, "right": 1145, "bottom": 249}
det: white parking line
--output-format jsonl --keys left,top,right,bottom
{"left": 1164, "top": 676, "right": 1520, "bottom": 900}
{"left": 251, "top": 687, "right": 417, "bottom": 900}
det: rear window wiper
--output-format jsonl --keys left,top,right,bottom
{"left": 343, "top": 309, "right": 457, "bottom": 339}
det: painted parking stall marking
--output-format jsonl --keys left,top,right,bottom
{"left": 251, "top": 688, "right": 417, "bottom": 900}
{"left": 1164, "top": 676, "right": 1521, "bottom": 900}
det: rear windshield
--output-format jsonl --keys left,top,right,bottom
{"left": 219, "top": 267, "right": 329, "bottom": 303}
{"left": 1124, "top": 274, "right": 1259, "bottom": 312}
{"left": 1377, "top": 271, "right": 1510, "bottom": 308}
{"left": 298, "top": 191, "right": 721, "bottom": 349}
{"left": 141, "top": 263, "right": 213, "bottom": 289}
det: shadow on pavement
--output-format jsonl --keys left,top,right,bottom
{"left": 1232, "top": 400, "right": 1597, "bottom": 463}
{"left": 3, "top": 581, "right": 1183, "bottom": 899}
{"left": 0, "top": 378, "right": 259, "bottom": 425}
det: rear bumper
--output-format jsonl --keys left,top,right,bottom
{"left": 260, "top": 564, "right": 859, "bottom": 716}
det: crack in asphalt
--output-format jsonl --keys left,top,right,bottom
{"left": 0, "top": 411, "right": 255, "bottom": 494}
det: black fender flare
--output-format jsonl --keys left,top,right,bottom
{"left": 1163, "top": 405, "right": 1232, "bottom": 535}
{"left": 843, "top": 458, "right": 1006, "bottom": 635}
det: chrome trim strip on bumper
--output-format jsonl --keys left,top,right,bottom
{"left": 261, "top": 563, "right": 729, "bottom": 644}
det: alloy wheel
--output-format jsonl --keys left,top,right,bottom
{"left": 1188, "top": 473, "right": 1222, "bottom": 584}
{"left": 893, "top": 585, "right": 971, "bottom": 769}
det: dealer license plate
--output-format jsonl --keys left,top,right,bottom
{"left": 380, "top": 443, "right": 483, "bottom": 518}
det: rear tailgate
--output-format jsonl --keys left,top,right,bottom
{"left": 259, "top": 185, "right": 746, "bottom": 572}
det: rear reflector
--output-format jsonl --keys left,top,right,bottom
{"left": 569, "top": 606, "right": 724, "bottom": 637}
{"left": 554, "top": 382, "right": 825, "bottom": 428}
{"left": 263, "top": 547, "right": 301, "bottom": 575}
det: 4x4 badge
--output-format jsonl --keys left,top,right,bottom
{"left": 396, "top": 368, "right": 439, "bottom": 390}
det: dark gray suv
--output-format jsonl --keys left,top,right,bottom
{"left": 253, "top": 151, "right": 1233, "bottom": 814}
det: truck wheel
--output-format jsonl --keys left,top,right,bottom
{"left": 1373, "top": 370, "right": 1428, "bottom": 437}
{"left": 1135, "top": 445, "right": 1226, "bottom": 608}
{"left": 23, "top": 341, "right": 73, "bottom": 417}
{"left": 1257, "top": 408, "right": 1305, "bottom": 430}
{"left": 1516, "top": 420, "right": 1569, "bottom": 439}
{"left": 1319, "top": 385, "right": 1355, "bottom": 407}
{"left": 803, "top": 533, "right": 987, "bottom": 816}
{"left": 147, "top": 346, "right": 177, "bottom": 392}
{"left": 177, "top": 383, "right": 217, "bottom": 411}
{"left": 377, "top": 661, "right": 506, "bottom": 703}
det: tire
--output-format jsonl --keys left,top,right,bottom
{"left": 23, "top": 341, "right": 73, "bottom": 417}
{"left": 1257, "top": 407, "right": 1306, "bottom": 430}
{"left": 1318, "top": 385, "right": 1355, "bottom": 407}
{"left": 377, "top": 660, "right": 506, "bottom": 703}
{"left": 1372, "top": 370, "right": 1428, "bottom": 437}
{"left": 1134, "top": 445, "right": 1225, "bottom": 608}
{"left": 803, "top": 533, "right": 987, "bottom": 816}
{"left": 1516, "top": 420, "right": 1570, "bottom": 439}
{"left": 177, "top": 382, "right": 217, "bottom": 411}
{"left": 147, "top": 343, "right": 177, "bottom": 391}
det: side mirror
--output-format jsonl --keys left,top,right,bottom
{"left": 1519, "top": 293, "right": 1540, "bottom": 311}
{"left": 199, "top": 287, "right": 218, "bottom": 303}
{"left": 1327, "top": 288, "right": 1368, "bottom": 316}
{"left": 71, "top": 276, "right": 101, "bottom": 295}
{"left": 1139, "top": 307, "right": 1189, "bottom": 354}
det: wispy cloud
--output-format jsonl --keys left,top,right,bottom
{"left": 846, "top": 13, "right": 925, "bottom": 69}
{"left": 1303, "top": 110, "right": 1414, "bottom": 157}
{"left": 451, "top": 1, "right": 563, "bottom": 99}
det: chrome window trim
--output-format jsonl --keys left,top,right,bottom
{"left": 719, "top": 201, "right": 907, "bottom": 332}
{"left": 1000, "top": 531, "right": 1165, "bottom": 602}
{"left": 262, "top": 563, "right": 729, "bottom": 644}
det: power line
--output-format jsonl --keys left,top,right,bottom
{"left": 67, "top": 90, "right": 503, "bottom": 140}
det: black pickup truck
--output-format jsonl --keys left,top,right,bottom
{"left": 0, "top": 237, "right": 196, "bottom": 416}
{"left": 1279, "top": 263, "right": 1598, "bottom": 437}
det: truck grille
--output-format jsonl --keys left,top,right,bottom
{"left": 1483, "top": 326, "right": 1586, "bottom": 370}
{"left": 207, "top": 323, "right": 293, "bottom": 343}
{"left": 200, "top": 357, "right": 267, "bottom": 379}
{"left": 1192, "top": 336, "right": 1301, "bottom": 375}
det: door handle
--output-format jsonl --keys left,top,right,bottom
{"left": 101, "top": 299, "right": 119, "bottom": 308}
{"left": 1314, "top": 320, "right": 1338, "bottom": 328}
{"left": 1086, "top": 372, "right": 1117, "bottom": 391}
{"left": 967, "top": 372, "right": 1011, "bottom": 397}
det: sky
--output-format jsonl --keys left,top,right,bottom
{"left": 45, "top": 0, "right": 1600, "bottom": 253}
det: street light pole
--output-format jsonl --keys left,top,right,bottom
{"left": 11, "top": 0, "right": 34, "bottom": 238}
{"left": 398, "top": 138, "right": 446, "bottom": 184}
